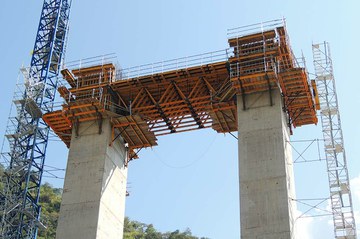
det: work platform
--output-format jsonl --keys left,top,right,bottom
{"left": 43, "top": 22, "right": 318, "bottom": 162}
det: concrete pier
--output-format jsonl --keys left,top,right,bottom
{"left": 56, "top": 119, "right": 128, "bottom": 239}
{"left": 237, "top": 91, "right": 296, "bottom": 239}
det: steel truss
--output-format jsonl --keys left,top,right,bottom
{"left": 312, "top": 42, "right": 357, "bottom": 238}
{"left": 0, "top": 0, "right": 71, "bottom": 238}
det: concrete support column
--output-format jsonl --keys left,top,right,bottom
{"left": 237, "top": 91, "right": 296, "bottom": 239}
{"left": 56, "top": 119, "right": 128, "bottom": 239}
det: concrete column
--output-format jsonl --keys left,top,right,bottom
{"left": 56, "top": 119, "right": 128, "bottom": 239}
{"left": 237, "top": 90, "right": 296, "bottom": 239}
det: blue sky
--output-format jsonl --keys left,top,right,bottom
{"left": 1, "top": 1, "right": 359, "bottom": 238}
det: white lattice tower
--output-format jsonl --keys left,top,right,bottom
{"left": 312, "top": 42, "right": 357, "bottom": 238}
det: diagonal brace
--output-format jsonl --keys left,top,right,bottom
{"left": 144, "top": 88, "right": 176, "bottom": 133}
{"left": 170, "top": 81, "right": 204, "bottom": 128}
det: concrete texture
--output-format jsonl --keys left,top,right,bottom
{"left": 237, "top": 90, "right": 297, "bottom": 239}
{"left": 56, "top": 119, "right": 128, "bottom": 239}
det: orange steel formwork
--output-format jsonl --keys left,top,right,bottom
{"left": 43, "top": 22, "right": 318, "bottom": 163}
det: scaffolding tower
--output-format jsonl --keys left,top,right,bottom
{"left": 312, "top": 42, "right": 357, "bottom": 238}
{"left": 0, "top": 0, "right": 71, "bottom": 238}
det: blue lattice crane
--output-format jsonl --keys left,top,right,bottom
{"left": 0, "top": 0, "right": 72, "bottom": 238}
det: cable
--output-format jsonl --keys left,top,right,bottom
{"left": 228, "top": 132, "right": 238, "bottom": 140}
{"left": 43, "top": 175, "right": 64, "bottom": 180}
{"left": 43, "top": 165, "right": 65, "bottom": 171}
{"left": 289, "top": 138, "right": 324, "bottom": 143}
{"left": 152, "top": 133, "right": 218, "bottom": 169}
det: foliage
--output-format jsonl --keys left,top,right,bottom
{"left": 123, "top": 217, "right": 209, "bottom": 239}
{"left": 0, "top": 164, "right": 4, "bottom": 192}
{"left": 37, "top": 183, "right": 62, "bottom": 239}
{"left": 0, "top": 176, "right": 209, "bottom": 239}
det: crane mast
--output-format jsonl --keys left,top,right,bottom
{"left": 0, "top": 0, "right": 71, "bottom": 238}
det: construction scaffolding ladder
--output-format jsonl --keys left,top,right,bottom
{"left": 312, "top": 42, "right": 357, "bottom": 238}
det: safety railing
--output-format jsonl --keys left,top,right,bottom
{"left": 227, "top": 18, "right": 284, "bottom": 39}
{"left": 63, "top": 53, "right": 117, "bottom": 70}
{"left": 117, "top": 49, "right": 230, "bottom": 80}
{"left": 236, "top": 39, "right": 279, "bottom": 57}
{"left": 49, "top": 87, "right": 128, "bottom": 117}
{"left": 230, "top": 56, "right": 278, "bottom": 78}
{"left": 229, "top": 54, "right": 307, "bottom": 79}
{"left": 63, "top": 87, "right": 104, "bottom": 104}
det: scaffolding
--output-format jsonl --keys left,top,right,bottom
{"left": 43, "top": 21, "right": 318, "bottom": 167}
{"left": 228, "top": 19, "right": 317, "bottom": 128}
{"left": 0, "top": 0, "right": 71, "bottom": 238}
{"left": 312, "top": 42, "right": 357, "bottom": 238}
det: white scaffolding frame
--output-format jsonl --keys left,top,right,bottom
{"left": 312, "top": 42, "right": 357, "bottom": 238}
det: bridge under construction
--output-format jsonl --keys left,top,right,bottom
{"left": 42, "top": 20, "right": 320, "bottom": 238}
{"left": 0, "top": 1, "right": 356, "bottom": 237}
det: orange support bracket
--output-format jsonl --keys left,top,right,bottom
{"left": 311, "top": 80, "right": 321, "bottom": 110}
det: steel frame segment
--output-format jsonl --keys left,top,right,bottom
{"left": 44, "top": 60, "right": 234, "bottom": 141}
{"left": 0, "top": 0, "right": 71, "bottom": 238}
{"left": 210, "top": 101, "right": 237, "bottom": 133}
{"left": 170, "top": 80, "right": 205, "bottom": 128}
{"left": 144, "top": 88, "right": 176, "bottom": 133}
{"left": 109, "top": 115, "right": 157, "bottom": 164}
{"left": 312, "top": 42, "right": 357, "bottom": 239}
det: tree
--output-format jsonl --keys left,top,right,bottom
{"left": 37, "top": 183, "right": 62, "bottom": 239}
{"left": 144, "top": 224, "right": 162, "bottom": 239}
{"left": 0, "top": 164, "right": 5, "bottom": 191}
{"left": 164, "top": 228, "right": 198, "bottom": 239}
{"left": 123, "top": 217, "right": 208, "bottom": 239}
{"left": 123, "top": 217, "right": 147, "bottom": 239}
{"left": 0, "top": 171, "right": 209, "bottom": 239}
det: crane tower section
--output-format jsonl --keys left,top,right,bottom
{"left": 0, "top": 0, "right": 71, "bottom": 238}
{"left": 312, "top": 42, "right": 357, "bottom": 238}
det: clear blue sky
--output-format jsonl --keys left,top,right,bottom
{"left": 1, "top": 1, "right": 359, "bottom": 238}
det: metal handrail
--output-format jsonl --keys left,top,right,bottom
{"left": 63, "top": 53, "right": 117, "bottom": 69}
{"left": 117, "top": 49, "right": 230, "bottom": 80}
{"left": 227, "top": 18, "right": 284, "bottom": 39}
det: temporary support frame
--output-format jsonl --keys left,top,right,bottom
{"left": 43, "top": 21, "right": 318, "bottom": 164}
{"left": 228, "top": 20, "right": 317, "bottom": 129}
{"left": 312, "top": 42, "right": 357, "bottom": 239}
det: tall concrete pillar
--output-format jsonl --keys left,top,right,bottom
{"left": 237, "top": 90, "right": 296, "bottom": 239}
{"left": 56, "top": 119, "right": 128, "bottom": 239}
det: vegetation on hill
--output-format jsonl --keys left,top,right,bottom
{"left": 123, "top": 217, "right": 209, "bottom": 239}
{"left": 0, "top": 168, "right": 208, "bottom": 239}
{"left": 37, "top": 183, "right": 62, "bottom": 239}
